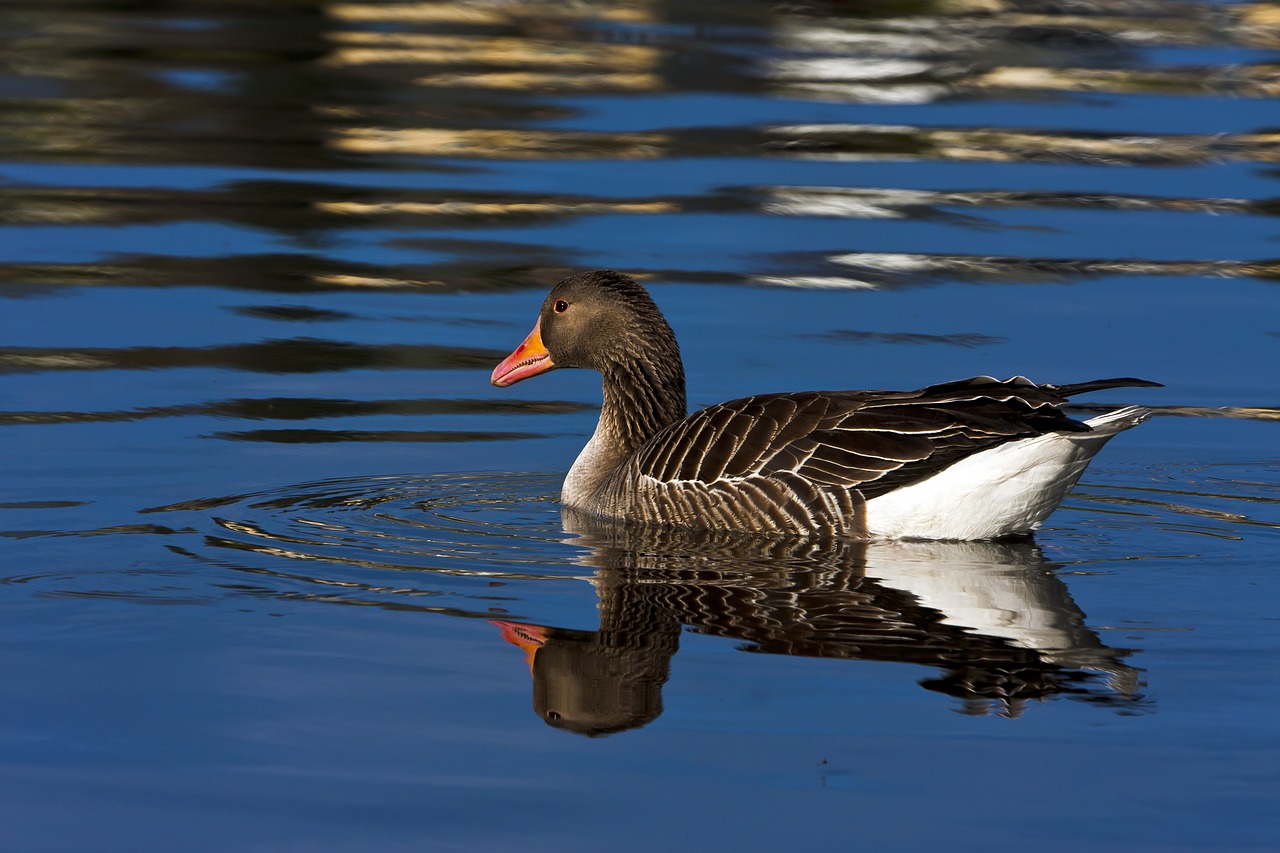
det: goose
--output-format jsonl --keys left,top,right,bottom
{"left": 491, "top": 269, "right": 1159, "bottom": 540}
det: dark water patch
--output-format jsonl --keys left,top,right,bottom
{"left": 0, "top": 253, "right": 577, "bottom": 296}
{"left": 210, "top": 428, "right": 549, "bottom": 444}
{"left": 0, "top": 522, "right": 188, "bottom": 541}
{"left": 806, "top": 329, "right": 1004, "bottom": 348}
{"left": 0, "top": 182, "right": 348, "bottom": 232}
{"left": 36, "top": 588, "right": 213, "bottom": 606}
{"left": 0, "top": 182, "right": 690, "bottom": 232}
{"left": 0, "top": 396, "right": 592, "bottom": 427}
{"left": 0, "top": 338, "right": 503, "bottom": 375}
{"left": 228, "top": 304, "right": 356, "bottom": 322}
{"left": 0, "top": 500, "right": 88, "bottom": 509}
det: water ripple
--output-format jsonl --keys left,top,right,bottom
{"left": 11, "top": 457, "right": 1272, "bottom": 726}
{"left": 1065, "top": 461, "right": 1280, "bottom": 539}
{"left": 132, "top": 471, "right": 1169, "bottom": 722}
{"left": 142, "top": 472, "right": 579, "bottom": 584}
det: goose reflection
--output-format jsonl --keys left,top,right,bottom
{"left": 495, "top": 510, "right": 1143, "bottom": 735}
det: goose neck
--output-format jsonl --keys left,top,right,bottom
{"left": 599, "top": 360, "right": 687, "bottom": 455}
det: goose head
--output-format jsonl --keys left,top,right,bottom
{"left": 491, "top": 270, "right": 682, "bottom": 388}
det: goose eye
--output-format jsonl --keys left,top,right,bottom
{"left": 553, "top": 299, "right": 569, "bottom": 313}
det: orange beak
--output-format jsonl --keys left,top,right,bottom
{"left": 491, "top": 620, "right": 548, "bottom": 674}
{"left": 491, "top": 318, "right": 555, "bottom": 387}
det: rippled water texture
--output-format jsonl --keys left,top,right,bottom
{"left": 2, "top": 1, "right": 1278, "bottom": 850}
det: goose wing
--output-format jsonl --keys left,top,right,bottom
{"left": 631, "top": 375, "right": 1147, "bottom": 500}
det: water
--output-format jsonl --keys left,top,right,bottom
{"left": 2, "top": 0, "right": 1278, "bottom": 849}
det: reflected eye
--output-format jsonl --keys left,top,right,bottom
{"left": 553, "top": 299, "right": 569, "bottom": 314}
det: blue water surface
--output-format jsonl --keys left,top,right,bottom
{"left": 1, "top": 1, "right": 1278, "bottom": 851}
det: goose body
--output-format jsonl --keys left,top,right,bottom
{"left": 492, "top": 270, "right": 1158, "bottom": 540}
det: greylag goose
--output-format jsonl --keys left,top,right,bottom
{"left": 491, "top": 270, "right": 1159, "bottom": 540}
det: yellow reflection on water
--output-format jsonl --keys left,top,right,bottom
{"left": 327, "top": 1, "right": 655, "bottom": 25}
{"left": 330, "top": 127, "right": 671, "bottom": 159}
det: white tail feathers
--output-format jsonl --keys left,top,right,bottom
{"left": 1079, "top": 405, "right": 1152, "bottom": 434}
{"left": 865, "top": 407, "right": 1151, "bottom": 540}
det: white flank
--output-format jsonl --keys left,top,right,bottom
{"left": 865, "top": 406, "right": 1150, "bottom": 540}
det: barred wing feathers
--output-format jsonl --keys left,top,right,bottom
{"left": 605, "top": 376, "right": 1152, "bottom": 536}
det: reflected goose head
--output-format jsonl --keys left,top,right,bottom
{"left": 491, "top": 269, "right": 681, "bottom": 387}
{"left": 493, "top": 618, "right": 672, "bottom": 737}
{"left": 530, "top": 635, "right": 669, "bottom": 738}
